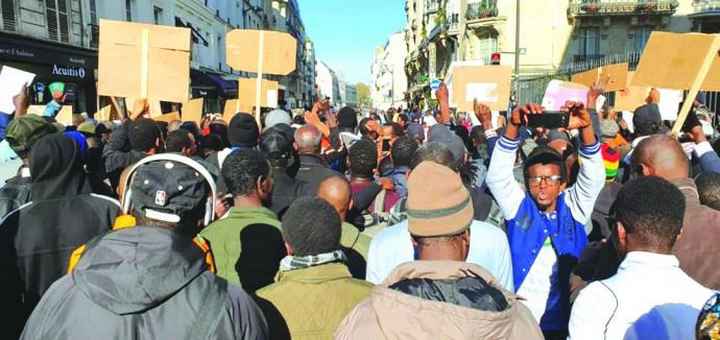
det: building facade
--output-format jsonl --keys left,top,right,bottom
{"left": 371, "top": 32, "right": 408, "bottom": 110}
{"left": 269, "top": 0, "right": 315, "bottom": 109}
{"left": 345, "top": 83, "right": 358, "bottom": 108}
{"left": 689, "top": 0, "right": 720, "bottom": 33}
{"left": 0, "top": 0, "right": 311, "bottom": 114}
{"left": 316, "top": 61, "right": 341, "bottom": 106}
{"left": 403, "top": 0, "right": 695, "bottom": 108}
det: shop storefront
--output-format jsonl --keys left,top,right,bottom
{"left": 190, "top": 69, "right": 238, "bottom": 114}
{"left": 0, "top": 32, "right": 97, "bottom": 114}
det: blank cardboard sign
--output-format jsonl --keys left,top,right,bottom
{"left": 614, "top": 71, "right": 650, "bottom": 111}
{"left": 153, "top": 112, "right": 181, "bottom": 124}
{"left": 223, "top": 100, "right": 245, "bottom": 123}
{"left": 450, "top": 65, "right": 512, "bottom": 112}
{"left": 98, "top": 19, "right": 191, "bottom": 103}
{"left": 632, "top": 31, "right": 720, "bottom": 90}
{"left": 572, "top": 63, "right": 629, "bottom": 92}
{"left": 226, "top": 30, "right": 297, "bottom": 75}
{"left": 183, "top": 98, "right": 204, "bottom": 125}
{"left": 238, "top": 78, "right": 279, "bottom": 109}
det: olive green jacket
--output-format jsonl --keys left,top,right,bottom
{"left": 256, "top": 263, "right": 373, "bottom": 340}
{"left": 200, "top": 206, "right": 284, "bottom": 292}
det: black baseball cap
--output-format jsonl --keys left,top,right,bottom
{"left": 523, "top": 145, "right": 566, "bottom": 180}
{"left": 129, "top": 158, "right": 211, "bottom": 223}
{"left": 633, "top": 103, "right": 663, "bottom": 136}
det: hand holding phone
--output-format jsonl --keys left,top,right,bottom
{"left": 525, "top": 111, "right": 569, "bottom": 129}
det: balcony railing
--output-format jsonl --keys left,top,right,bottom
{"left": 692, "top": 0, "right": 720, "bottom": 15}
{"left": 466, "top": 1, "right": 499, "bottom": 21}
{"left": 558, "top": 51, "right": 642, "bottom": 75}
{"left": 568, "top": 0, "right": 679, "bottom": 18}
{"left": 426, "top": 0, "right": 441, "bottom": 14}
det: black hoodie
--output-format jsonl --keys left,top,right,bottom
{"left": 19, "top": 226, "right": 269, "bottom": 340}
{"left": 0, "top": 133, "right": 121, "bottom": 339}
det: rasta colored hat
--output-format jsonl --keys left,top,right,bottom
{"left": 407, "top": 161, "right": 474, "bottom": 237}
{"left": 5, "top": 114, "right": 58, "bottom": 155}
{"left": 601, "top": 144, "right": 620, "bottom": 181}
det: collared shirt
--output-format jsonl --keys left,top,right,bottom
{"left": 569, "top": 251, "right": 715, "bottom": 340}
{"left": 365, "top": 219, "right": 514, "bottom": 291}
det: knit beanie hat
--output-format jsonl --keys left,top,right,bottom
{"left": 600, "top": 119, "right": 619, "bottom": 139}
{"left": 407, "top": 161, "right": 474, "bottom": 237}
{"left": 264, "top": 109, "right": 292, "bottom": 130}
{"left": 601, "top": 143, "right": 620, "bottom": 181}
{"left": 228, "top": 112, "right": 259, "bottom": 147}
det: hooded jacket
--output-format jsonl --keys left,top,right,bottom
{"left": 335, "top": 261, "right": 542, "bottom": 340}
{"left": 19, "top": 226, "right": 269, "bottom": 340}
{"left": 0, "top": 133, "right": 120, "bottom": 339}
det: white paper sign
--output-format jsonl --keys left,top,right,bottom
{"left": 266, "top": 90, "right": 278, "bottom": 109}
{"left": 657, "top": 88, "right": 683, "bottom": 121}
{"left": 0, "top": 66, "right": 35, "bottom": 113}
{"left": 465, "top": 83, "right": 498, "bottom": 102}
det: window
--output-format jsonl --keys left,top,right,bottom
{"left": 575, "top": 28, "right": 600, "bottom": 61}
{"left": 89, "top": 0, "right": 98, "bottom": 47}
{"left": 1, "top": 0, "right": 17, "bottom": 31}
{"left": 632, "top": 27, "right": 651, "bottom": 53}
{"left": 46, "top": 0, "right": 69, "bottom": 42}
{"left": 153, "top": 6, "right": 163, "bottom": 25}
{"left": 125, "top": 0, "right": 132, "bottom": 21}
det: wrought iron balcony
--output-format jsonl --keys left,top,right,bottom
{"left": 466, "top": 1, "right": 499, "bottom": 21}
{"left": 426, "top": 0, "right": 441, "bottom": 14}
{"left": 692, "top": 0, "right": 720, "bottom": 16}
{"left": 568, "top": 0, "right": 679, "bottom": 18}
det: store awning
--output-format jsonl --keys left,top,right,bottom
{"left": 190, "top": 69, "right": 237, "bottom": 97}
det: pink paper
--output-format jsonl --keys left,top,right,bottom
{"left": 541, "top": 80, "right": 589, "bottom": 110}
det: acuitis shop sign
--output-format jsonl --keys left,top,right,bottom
{"left": 51, "top": 64, "right": 86, "bottom": 79}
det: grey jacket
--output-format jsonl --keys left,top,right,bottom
{"left": 20, "top": 226, "right": 269, "bottom": 340}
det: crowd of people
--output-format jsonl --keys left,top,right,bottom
{"left": 2, "top": 80, "right": 720, "bottom": 340}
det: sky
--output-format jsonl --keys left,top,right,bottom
{"left": 298, "top": 1, "right": 406, "bottom": 85}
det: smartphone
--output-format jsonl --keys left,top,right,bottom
{"left": 526, "top": 111, "right": 569, "bottom": 129}
{"left": 382, "top": 138, "right": 391, "bottom": 152}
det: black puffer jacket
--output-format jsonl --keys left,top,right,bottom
{"left": 20, "top": 226, "right": 269, "bottom": 340}
{"left": 0, "top": 133, "right": 120, "bottom": 339}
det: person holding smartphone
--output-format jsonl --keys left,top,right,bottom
{"left": 484, "top": 88, "right": 605, "bottom": 339}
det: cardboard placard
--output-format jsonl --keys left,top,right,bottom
{"left": 183, "top": 98, "right": 204, "bottom": 125}
{"left": 153, "top": 112, "right": 181, "bottom": 123}
{"left": 614, "top": 71, "right": 651, "bottom": 112}
{"left": 447, "top": 64, "right": 512, "bottom": 112}
{"left": 98, "top": 19, "right": 191, "bottom": 103}
{"left": 226, "top": 30, "right": 297, "bottom": 75}
{"left": 541, "top": 80, "right": 589, "bottom": 110}
{"left": 632, "top": 31, "right": 720, "bottom": 91}
{"left": 571, "top": 63, "right": 629, "bottom": 92}
{"left": 55, "top": 106, "right": 73, "bottom": 126}
{"left": 126, "top": 97, "right": 162, "bottom": 117}
{"left": 238, "top": 78, "right": 279, "bottom": 109}
{"left": 27, "top": 105, "right": 45, "bottom": 115}
{"left": 223, "top": 100, "right": 246, "bottom": 123}
{"left": 27, "top": 105, "right": 73, "bottom": 125}
{"left": 94, "top": 105, "right": 112, "bottom": 122}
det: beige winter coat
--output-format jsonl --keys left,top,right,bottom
{"left": 335, "top": 261, "right": 542, "bottom": 340}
